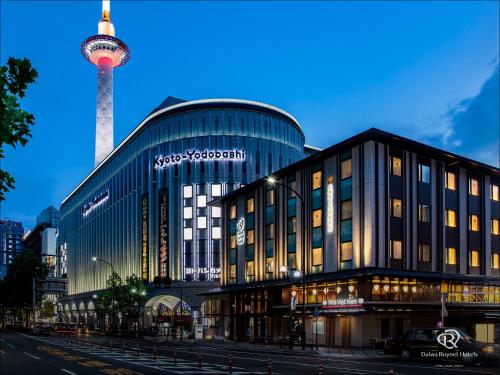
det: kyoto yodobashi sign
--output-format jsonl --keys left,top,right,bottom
{"left": 154, "top": 149, "right": 245, "bottom": 169}
{"left": 82, "top": 189, "right": 109, "bottom": 217}
{"left": 159, "top": 189, "right": 168, "bottom": 279}
{"left": 141, "top": 193, "right": 149, "bottom": 281}
{"left": 322, "top": 297, "right": 365, "bottom": 313}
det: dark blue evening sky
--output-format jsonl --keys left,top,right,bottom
{"left": 1, "top": 1, "right": 499, "bottom": 229}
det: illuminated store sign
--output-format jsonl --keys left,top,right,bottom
{"left": 236, "top": 217, "right": 246, "bottom": 245}
{"left": 82, "top": 189, "right": 109, "bottom": 217}
{"left": 141, "top": 194, "right": 149, "bottom": 281}
{"left": 185, "top": 267, "right": 221, "bottom": 278}
{"left": 322, "top": 297, "right": 364, "bottom": 311}
{"left": 159, "top": 189, "right": 168, "bottom": 279}
{"left": 326, "top": 176, "right": 334, "bottom": 233}
{"left": 154, "top": 149, "right": 245, "bottom": 168}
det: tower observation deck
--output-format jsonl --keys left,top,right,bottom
{"left": 81, "top": 0, "right": 130, "bottom": 167}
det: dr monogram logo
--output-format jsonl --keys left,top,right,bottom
{"left": 437, "top": 329, "right": 460, "bottom": 350}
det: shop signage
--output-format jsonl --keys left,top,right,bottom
{"left": 159, "top": 189, "right": 168, "bottom": 278}
{"left": 326, "top": 176, "right": 334, "bottom": 233}
{"left": 322, "top": 297, "right": 364, "bottom": 311}
{"left": 154, "top": 149, "right": 246, "bottom": 168}
{"left": 236, "top": 217, "right": 246, "bottom": 245}
{"left": 141, "top": 194, "right": 149, "bottom": 281}
{"left": 82, "top": 189, "right": 109, "bottom": 217}
{"left": 185, "top": 267, "right": 221, "bottom": 278}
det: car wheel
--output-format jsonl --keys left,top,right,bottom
{"left": 400, "top": 349, "right": 412, "bottom": 361}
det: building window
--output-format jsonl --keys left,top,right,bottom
{"left": 312, "top": 170, "right": 322, "bottom": 190}
{"left": 183, "top": 206, "right": 193, "bottom": 219}
{"left": 196, "top": 195, "right": 207, "bottom": 207}
{"left": 212, "top": 206, "right": 221, "bottom": 218}
{"left": 230, "top": 235, "right": 237, "bottom": 249}
{"left": 491, "top": 184, "right": 500, "bottom": 201}
{"left": 247, "top": 197, "right": 255, "bottom": 213}
{"left": 212, "top": 227, "right": 221, "bottom": 239}
{"left": 418, "top": 164, "right": 430, "bottom": 183}
{"left": 446, "top": 209, "right": 457, "bottom": 228}
{"left": 390, "top": 198, "right": 403, "bottom": 218}
{"left": 266, "top": 189, "right": 275, "bottom": 205}
{"left": 418, "top": 244, "right": 431, "bottom": 262}
{"left": 390, "top": 240, "right": 403, "bottom": 260}
{"left": 229, "top": 204, "right": 237, "bottom": 220}
{"left": 445, "top": 172, "right": 456, "bottom": 190}
{"left": 183, "top": 228, "right": 193, "bottom": 240}
{"left": 230, "top": 264, "right": 237, "bottom": 280}
{"left": 312, "top": 209, "right": 322, "bottom": 228}
{"left": 197, "top": 216, "right": 207, "bottom": 229}
{"left": 211, "top": 183, "right": 222, "bottom": 197}
{"left": 312, "top": 247, "right": 323, "bottom": 266}
{"left": 446, "top": 247, "right": 457, "bottom": 265}
{"left": 469, "top": 250, "right": 480, "bottom": 268}
{"left": 469, "top": 178, "right": 480, "bottom": 196}
{"left": 492, "top": 253, "right": 500, "bottom": 270}
{"left": 246, "top": 229, "right": 255, "bottom": 245}
{"left": 469, "top": 214, "right": 480, "bottom": 232}
{"left": 183, "top": 185, "right": 193, "bottom": 198}
{"left": 266, "top": 257, "right": 273, "bottom": 273}
{"left": 341, "top": 201, "right": 352, "bottom": 220}
{"left": 340, "top": 159, "right": 352, "bottom": 179}
{"left": 340, "top": 242, "right": 352, "bottom": 262}
{"left": 492, "top": 219, "right": 500, "bottom": 235}
{"left": 390, "top": 156, "right": 402, "bottom": 176}
{"left": 418, "top": 204, "right": 431, "bottom": 222}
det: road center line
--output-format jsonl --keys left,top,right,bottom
{"left": 61, "top": 369, "right": 78, "bottom": 375}
{"left": 24, "top": 352, "right": 41, "bottom": 360}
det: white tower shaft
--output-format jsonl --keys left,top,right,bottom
{"left": 95, "top": 57, "right": 114, "bottom": 166}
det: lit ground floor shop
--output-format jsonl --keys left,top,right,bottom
{"left": 201, "top": 268, "right": 500, "bottom": 347}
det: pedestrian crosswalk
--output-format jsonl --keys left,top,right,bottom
{"left": 33, "top": 336, "right": 259, "bottom": 374}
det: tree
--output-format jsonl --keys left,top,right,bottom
{"left": 0, "top": 250, "right": 47, "bottom": 327}
{"left": 0, "top": 57, "right": 38, "bottom": 200}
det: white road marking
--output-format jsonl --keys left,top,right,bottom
{"left": 7, "top": 343, "right": 15, "bottom": 348}
{"left": 61, "top": 369, "right": 78, "bottom": 375}
{"left": 24, "top": 352, "right": 40, "bottom": 360}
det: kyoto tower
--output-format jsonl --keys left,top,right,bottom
{"left": 81, "top": 0, "right": 130, "bottom": 167}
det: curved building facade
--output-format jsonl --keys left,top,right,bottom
{"left": 60, "top": 97, "right": 305, "bottom": 297}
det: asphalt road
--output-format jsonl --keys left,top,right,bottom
{"left": 1, "top": 331, "right": 499, "bottom": 375}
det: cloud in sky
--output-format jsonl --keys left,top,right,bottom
{"left": 436, "top": 63, "right": 499, "bottom": 167}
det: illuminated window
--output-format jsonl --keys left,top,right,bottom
{"left": 247, "top": 197, "right": 255, "bottom": 213}
{"left": 230, "top": 265, "right": 237, "bottom": 279}
{"left": 230, "top": 235, "right": 237, "bottom": 249}
{"left": 418, "top": 164, "right": 430, "bottom": 183}
{"left": 197, "top": 195, "right": 207, "bottom": 207}
{"left": 211, "top": 183, "right": 222, "bottom": 197}
{"left": 390, "top": 198, "right": 403, "bottom": 218}
{"left": 312, "top": 210, "right": 322, "bottom": 228}
{"left": 491, "top": 185, "right": 500, "bottom": 201}
{"left": 246, "top": 261, "right": 254, "bottom": 276}
{"left": 212, "top": 227, "right": 221, "bottom": 239}
{"left": 212, "top": 206, "right": 221, "bottom": 218}
{"left": 340, "top": 242, "right": 352, "bottom": 262}
{"left": 266, "top": 257, "right": 274, "bottom": 273}
{"left": 445, "top": 172, "right": 456, "bottom": 190}
{"left": 492, "top": 253, "right": 500, "bottom": 269}
{"left": 469, "top": 178, "right": 480, "bottom": 196}
{"left": 418, "top": 244, "right": 431, "bottom": 262}
{"left": 446, "top": 209, "right": 457, "bottom": 227}
{"left": 341, "top": 159, "right": 352, "bottom": 179}
{"left": 266, "top": 189, "right": 275, "bottom": 205}
{"left": 266, "top": 223, "right": 274, "bottom": 239}
{"left": 418, "top": 204, "right": 431, "bottom": 222}
{"left": 469, "top": 250, "right": 479, "bottom": 268}
{"left": 247, "top": 229, "right": 255, "bottom": 245}
{"left": 312, "top": 247, "right": 323, "bottom": 266}
{"left": 390, "top": 240, "right": 403, "bottom": 260}
{"left": 469, "top": 214, "right": 479, "bottom": 231}
{"left": 229, "top": 205, "right": 237, "bottom": 220}
{"left": 183, "top": 228, "right": 193, "bottom": 240}
{"left": 341, "top": 201, "right": 352, "bottom": 220}
{"left": 390, "top": 156, "right": 402, "bottom": 176}
{"left": 492, "top": 219, "right": 500, "bottom": 235}
{"left": 446, "top": 248, "right": 457, "bottom": 265}
{"left": 183, "top": 207, "right": 193, "bottom": 219}
{"left": 197, "top": 216, "right": 207, "bottom": 229}
{"left": 183, "top": 185, "right": 193, "bottom": 198}
{"left": 312, "top": 171, "right": 322, "bottom": 190}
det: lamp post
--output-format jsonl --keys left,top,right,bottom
{"left": 92, "top": 256, "right": 116, "bottom": 332}
{"left": 267, "top": 176, "right": 307, "bottom": 350}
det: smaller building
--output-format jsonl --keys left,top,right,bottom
{"left": 0, "top": 220, "right": 24, "bottom": 279}
{"left": 205, "top": 128, "right": 500, "bottom": 348}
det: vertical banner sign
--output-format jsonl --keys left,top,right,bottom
{"left": 327, "top": 176, "right": 334, "bottom": 233}
{"left": 141, "top": 193, "right": 149, "bottom": 281}
{"left": 159, "top": 189, "right": 168, "bottom": 278}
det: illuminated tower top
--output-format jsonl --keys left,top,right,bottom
{"left": 81, "top": 0, "right": 130, "bottom": 167}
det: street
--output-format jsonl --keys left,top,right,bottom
{"left": 1, "top": 331, "right": 499, "bottom": 375}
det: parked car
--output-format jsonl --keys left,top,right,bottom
{"left": 53, "top": 322, "right": 78, "bottom": 336}
{"left": 384, "top": 326, "right": 499, "bottom": 365}
{"left": 32, "top": 322, "right": 53, "bottom": 336}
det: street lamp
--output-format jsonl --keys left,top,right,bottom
{"left": 266, "top": 176, "right": 307, "bottom": 350}
{"left": 91, "top": 256, "right": 116, "bottom": 332}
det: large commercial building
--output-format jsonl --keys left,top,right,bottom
{"left": 207, "top": 128, "right": 500, "bottom": 347}
{"left": 0, "top": 220, "right": 24, "bottom": 279}
{"left": 59, "top": 97, "right": 307, "bottom": 329}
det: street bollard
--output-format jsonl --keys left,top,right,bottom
{"left": 318, "top": 360, "right": 323, "bottom": 375}
{"left": 228, "top": 352, "right": 232, "bottom": 374}
{"left": 268, "top": 357, "right": 272, "bottom": 375}
{"left": 173, "top": 349, "right": 177, "bottom": 365}
{"left": 198, "top": 351, "right": 202, "bottom": 368}
{"left": 136, "top": 343, "right": 140, "bottom": 357}
{"left": 153, "top": 345, "right": 157, "bottom": 361}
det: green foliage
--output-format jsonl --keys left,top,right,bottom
{"left": 39, "top": 300, "right": 55, "bottom": 319}
{"left": 0, "top": 57, "right": 38, "bottom": 201}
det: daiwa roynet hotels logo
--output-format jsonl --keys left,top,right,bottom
{"left": 154, "top": 149, "right": 245, "bottom": 168}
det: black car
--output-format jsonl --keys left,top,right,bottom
{"left": 384, "top": 326, "right": 498, "bottom": 365}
